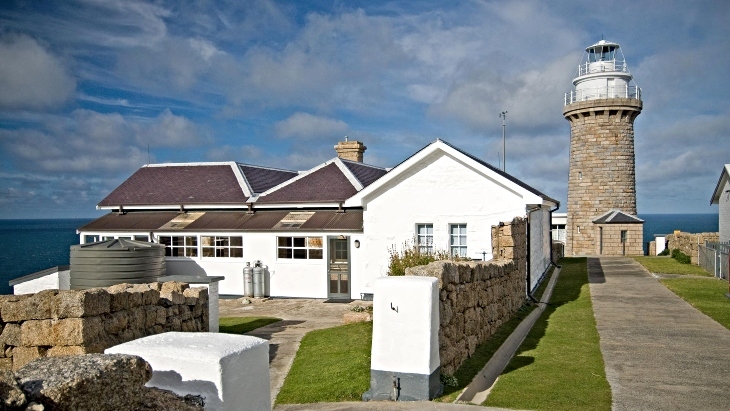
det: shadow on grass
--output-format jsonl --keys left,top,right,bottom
{"left": 497, "top": 258, "right": 588, "bottom": 377}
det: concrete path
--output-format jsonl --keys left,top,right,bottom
{"left": 588, "top": 257, "right": 730, "bottom": 411}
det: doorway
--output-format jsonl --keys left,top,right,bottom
{"left": 327, "top": 236, "right": 350, "bottom": 299}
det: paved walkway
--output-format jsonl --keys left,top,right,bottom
{"left": 588, "top": 257, "right": 730, "bottom": 411}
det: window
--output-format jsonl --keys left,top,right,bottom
{"left": 416, "top": 224, "right": 434, "bottom": 253}
{"left": 620, "top": 230, "right": 628, "bottom": 243}
{"left": 134, "top": 235, "right": 149, "bottom": 242}
{"left": 201, "top": 236, "right": 243, "bottom": 257}
{"left": 159, "top": 235, "right": 199, "bottom": 257}
{"left": 277, "top": 236, "right": 323, "bottom": 259}
{"left": 84, "top": 235, "right": 99, "bottom": 244}
{"left": 450, "top": 224, "right": 467, "bottom": 257}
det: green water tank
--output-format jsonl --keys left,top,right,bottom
{"left": 70, "top": 239, "right": 166, "bottom": 289}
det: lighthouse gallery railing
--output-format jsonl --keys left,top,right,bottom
{"left": 564, "top": 85, "right": 641, "bottom": 105}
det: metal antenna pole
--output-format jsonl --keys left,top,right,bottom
{"left": 500, "top": 111, "right": 508, "bottom": 172}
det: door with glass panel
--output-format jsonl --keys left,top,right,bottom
{"left": 327, "top": 236, "right": 350, "bottom": 299}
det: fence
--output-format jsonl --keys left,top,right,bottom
{"left": 698, "top": 242, "right": 729, "bottom": 280}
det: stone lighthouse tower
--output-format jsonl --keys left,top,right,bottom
{"left": 564, "top": 40, "right": 644, "bottom": 256}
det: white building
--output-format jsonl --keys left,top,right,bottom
{"left": 77, "top": 139, "right": 558, "bottom": 299}
{"left": 711, "top": 164, "right": 730, "bottom": 243}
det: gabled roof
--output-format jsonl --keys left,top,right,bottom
{"left": 340, "top": 159, "right": 388, "bottom": 187}
{"left": 98, "top": 163, "right": 249, "bottom": 207}
{"left": 710, "top": 164, "right": 730, "bottom": 204}
{"left": 592, "top": 209, "right": 644, "bottom": 224}
{"left": 256, "top": 161, "right": 359, "bottom": 204}
{"left": 238, "top": 164, "right": 298, "bottom": 195}
{"left": 345, "top": 139, "right": 559, "bottom": 208}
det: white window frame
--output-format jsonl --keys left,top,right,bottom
{"left": 201, "top": 235, "right": 243, "bottom": 258}
{"left": 450, "top": 223, "right": 467, "bottom": 257}
{"left": 416, "top": 224, "right": 434, "bottom": 254}
{"left": 277, "top": 236, "right": 324, "bottom": 260}
{"left": 158, "top": 235, "right": 199, "bottom": 258}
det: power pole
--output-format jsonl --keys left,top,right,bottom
{"left": 500, "top": 111, "right": 508, "bottom": 172}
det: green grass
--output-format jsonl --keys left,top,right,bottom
{"left": 219, "top": 317, "right": 282, "bottom": 334}
{"left": 660, "top": 277, "right": 730, "bottom": 330}
{"left": 484, "top": 258, "right": 611, "bottom": 411}
{"left": 276, "top": 321, "right": 372, "bottom": 404}
{"left": 436, "top": 266, "right": 555, "bottom": 402}
{"left": 632, "top": 256, "right": 711, "bottom": 276}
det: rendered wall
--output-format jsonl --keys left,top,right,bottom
{"left": 720, "top": 179, "right": 730, "bottom": 243}
{"left": 406, "top": 217, "right": 528, "bottom": 375}
{"left": 359, "top": 152, "right": 529, "bottom": 296}
{"left": 0, "top": 282, "right": 208, "bottom": 371}
{"left": 13, "top": 270, "right": 70, "bottom": 295}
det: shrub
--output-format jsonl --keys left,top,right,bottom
{"left": 671, "top": 249, "right": 691, "bottom": 264}
{"left": 658, "top": 248, "right": 670, "bottom": 256}
{"left": 387, "top": 239, "right": 470, "bottom": 276}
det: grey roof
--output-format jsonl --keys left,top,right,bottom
{"left": 710, "top": 164, "right": 730, "bottom": 204}
{"left": 238, "top": 164, "right": 298, "bottom": 195}
{"left": 99, "top": 164, "right": 248, "bottom": 206}
{"left": 593, "top": 210, "right": 644, "bottom": 224}
{"left": 256, "top": 162, "right": 359, "bottom": 203}
{"left": 340, "top": 159, "right": 388, "bottom": 187}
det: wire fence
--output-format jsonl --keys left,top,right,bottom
{"left": 698, "top": 242, "right": 729, "bottom": 280}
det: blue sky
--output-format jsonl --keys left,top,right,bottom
{"left": 0, "top": 0, "right": 728, "bottom": 219}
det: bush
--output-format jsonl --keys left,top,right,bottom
{"left": 387, "top": 239, "right": 470, "bottom": 276}
{"left": 671, "top": 249, "right": 691, "bottom": 264}
{"left": 658, "top": 248, "right": 670, "bottom": 256}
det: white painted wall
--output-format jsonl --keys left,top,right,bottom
{"left": 354, "top": 152, "right": 532, "bottom": 297}
{"left": 13, "top": 269, "right": 70, "bottom": 295}
{"left": 529, "top": 206, "right": 552, "bottom": 292}
{"left": 370, "top": 276, "right": 439, "bottom": 375}
{"left": 720, "top": 179, "right": 730, "bottom": 243}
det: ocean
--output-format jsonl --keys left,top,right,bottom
{"left": 0, "top": 214, "right": 719, "bottom": 295}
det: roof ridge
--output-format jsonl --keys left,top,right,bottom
{"left": 237, "top": 163, "right": 298, "bottom": 173}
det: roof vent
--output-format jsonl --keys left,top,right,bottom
{"left": 335, "top": 139, "right": 366, "bottom": 162}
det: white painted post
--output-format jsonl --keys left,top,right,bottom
{"left": 362, "top": 276, "right": 442, "bottom": 402}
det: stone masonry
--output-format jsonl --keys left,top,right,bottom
{"left": 334, "top": 140, "right": 366, "bottom": 162}
{"left": 564, "top": 98, "right": 642, "bottom": 256}
{"left": 666, "top": 231, "right": 719, "bottom": 265}
{"left": 595, "top": 222, "right": 644, "bottom": 256}
{"left": 406, "top": 217, "right": 527, "bottom": 375}
{"left": 0, "top": 282, "right": 208, "bottom": 371}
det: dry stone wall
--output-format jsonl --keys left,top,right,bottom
{"left": 0, "top": 282, "right": 208, "bottom": 371}
{"left": 666, "top": 231, "right": 720, "bottom": 264}
{"left": 406, "top": 217, "right": 527, "bottom": 375}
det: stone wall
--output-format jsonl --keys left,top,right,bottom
{"left": 666, "top": 231, "right": 720, "bottom": 265}
{"left": 0, "top": 282, "right": 208, "bottom": 371}
{"left": 406, "top": 217, "right": 527, "bottom": 375}
{"left": 564, "top": 98, "right": 642, "bottom": 256}
{"left": 595, "top": 223, "right": 644, "bottom": 256}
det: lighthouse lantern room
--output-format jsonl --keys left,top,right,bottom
{"left": 566, "top": 40, "right": 641, "bottom": 104}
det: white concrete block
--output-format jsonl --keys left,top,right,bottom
{"left": 106, "top": 332, "right": 270, "bottom": 411}
{"left": 364, "top": 276, "right": 441, "bottom": 401}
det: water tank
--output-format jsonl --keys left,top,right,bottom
{"left": 70, "top": 239, "right": 166, "bottom": 290}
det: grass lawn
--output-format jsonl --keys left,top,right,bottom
{"left": 484, "top": 258, "right": 611, "bottom": 411}
{"left": 660, "top": 277, "right": 730, "bottom": 330}
{"left": 276, "top": 321, "right": 372, "bottom": 404}
{"left": 632, "top": 256, "right": 711, "bottom": 276}
{"left": 219, "top": 316, "right": 282, "bottom": 335}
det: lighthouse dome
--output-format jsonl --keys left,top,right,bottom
{"left": 565, "top": 39, "right": 641, "bottom": 104}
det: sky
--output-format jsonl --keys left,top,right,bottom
{"left": 0, "top": 0, "right": 728, "bottom": 219}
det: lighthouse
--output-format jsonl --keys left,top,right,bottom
{"left": 564, "top": 40, "right": 645, "bottom": 256}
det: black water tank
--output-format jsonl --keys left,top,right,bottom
{"left": 70, "top": 239, "right": 166, "bottom": 289}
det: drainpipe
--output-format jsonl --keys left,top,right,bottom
{"left": 549, "top": 204, "right": 562, "bottom": 269}
{"left": 525, "top": 205, "right": 541, "bottom": 303}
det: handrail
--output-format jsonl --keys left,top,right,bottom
{"left": 577, "top": 60, "right": 628, "bottom": 76}
{"left": 564, "top": 85, "right": 641, "bottom": 105}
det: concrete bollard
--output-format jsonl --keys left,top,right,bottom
{"left": 106, "top": 332, "right": 270, "bottom": 411}
{"left": 362, "top": 276, "right": 442, "bottom": 401}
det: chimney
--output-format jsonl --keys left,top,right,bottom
{"left": 334, "top": 137, "right": 366, "bottom": 162}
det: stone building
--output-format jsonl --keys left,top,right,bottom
{"left": 563, "top": 40, "right": 644, "bottom": 256}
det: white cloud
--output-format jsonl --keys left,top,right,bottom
{"left": 141, "top": 109, "right": 209, "bottom": 147}
{"left": 0, "top": 34, "right": 76, "bottom": 109}
{"left": 274, "top": 112, "right": 349, "bottom": 140}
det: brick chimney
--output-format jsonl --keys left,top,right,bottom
{"left": 334, "top": 138, "right": 366, "bottom": 162}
